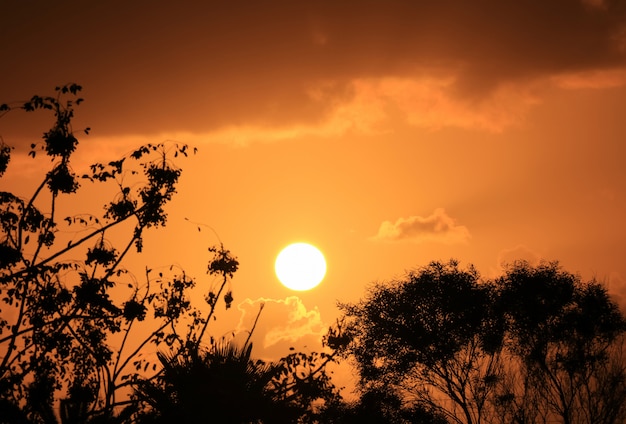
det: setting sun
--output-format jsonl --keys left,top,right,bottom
{"left": 275, "top": 243, "right": 327, "bottom": 291}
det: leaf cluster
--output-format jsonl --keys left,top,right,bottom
{"left": 133, "top": 341, "right": 342, "bottom": 423}
{"left": 0, "top": 86, "right": 244, "bottom": 422}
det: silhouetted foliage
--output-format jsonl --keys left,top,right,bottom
{"left": 493, "top": 261, "right": 626, "bottom": 424}
{"left": 133, "top": 342, "right": 281, "bottom": 423}
{"left": 338, "top": 259, "right": 626, "bottom": 424}
{"left": 339, "top": 260, "right": 502, "bottom": 424}
{"left": 0, "top": 86, "right": 241, "bottom": 422}
{"left": 318, "top": 386, "right": 449, "bottom": 424}
{"left": 133, "top": 341, "right": 342, "bottom": 423}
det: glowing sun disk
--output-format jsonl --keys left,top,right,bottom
{"left": 275, "top": 243, "right": 326, "bottom": 291}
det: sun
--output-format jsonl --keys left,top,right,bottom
{"left": 275, "top": 243, "right": 327, "bottom": 291}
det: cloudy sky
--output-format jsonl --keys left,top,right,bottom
{"left": 3, "top": 0, "right": 626, "bottom": 388}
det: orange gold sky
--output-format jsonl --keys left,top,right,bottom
{"left": 3, "top": 0, "right": 626, "bottom": 389}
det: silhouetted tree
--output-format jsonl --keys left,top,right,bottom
{"left": 0, "top": 86, "right": 239, "bottom": 422}
{"left": 132, "top": 340, "right": 342, "bottom": 423}
{"left": 493, "top": 261, "right": 626, "bottom": 424}
{"left": 318, "top": 386, "right": 449, "bottom": 424}
{"left": 338, "top": 259, "right": 626, "bottom": 424}
{"left": 269, "top": 350, "right": 342, "bottom": 423}
{"left": 339, "top": 260, "right": 503, "bottom": 424}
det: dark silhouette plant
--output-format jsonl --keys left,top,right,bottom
{"left": 317, "top": 386, "right": 449, "bottom": 424}
{"left": 494, "top": 261, "right": 626, "bottom": 424}
{"left": 338, "top": 259, "right": 502, "bottom": 424}
{"left": 133, "top": 342, "right": 283, "bottom": 423}
{"left": 132, "top": 340, "right": 343, "bottom": 423}
{"left": 338, "top": 259, "right": 626, "bottom": 424}
{"left": 0, "top": 85, "right": 240, "bottom": 422}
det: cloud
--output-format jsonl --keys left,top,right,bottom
{"left": 552, "top": 69, "right": 626, "bottom": 89}
{"left": 372, "top": 208, "right": 471, "bottom": 244}
{"left": 497, "top": 245, "right": 542, "bottom": 269}
{"left": 235, "top": 296, "right": 326, "bottom": 349}
{"left": 3, "top": 0, "right": 626, "bottom": 139}
{"left": 337, "top": 76, "right": 540, "bottom": 132}
{"left": 485, "top": 245, "right": 543, "bottom": 278}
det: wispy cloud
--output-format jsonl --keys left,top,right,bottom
{"left": 236, "top": 296, "right": 326, "bottom": 349}
{"left": 497, "top": 245, "right": 542, "bottom": 269}
{"left": 552, "top": 69, "right": 626, "bottom": 89}
{"left": 335, "top": 76, "right": 540, "bottom": 132}
{"left": 484, "top": 245, "right": 543, "bottom": 278}
{"left": 372, "top": 208, "right": 470, "bottom": 244}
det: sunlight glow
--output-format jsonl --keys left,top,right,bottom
{"left": 275, "top": 243, "right": 326, "bottom": 291}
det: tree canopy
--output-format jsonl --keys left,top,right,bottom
{"left": 338, "top": 259, "right": 626, "bottom": 424}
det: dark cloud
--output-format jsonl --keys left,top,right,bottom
{"left": 3, "top": 0, "right": 625, "bottom": 136}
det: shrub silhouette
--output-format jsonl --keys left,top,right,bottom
{"left": 0, "top": 85, "right": 240, "bottom": 422}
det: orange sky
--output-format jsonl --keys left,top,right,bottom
{"left": 3, "top": 0, "right": 626, "bottom": 391}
